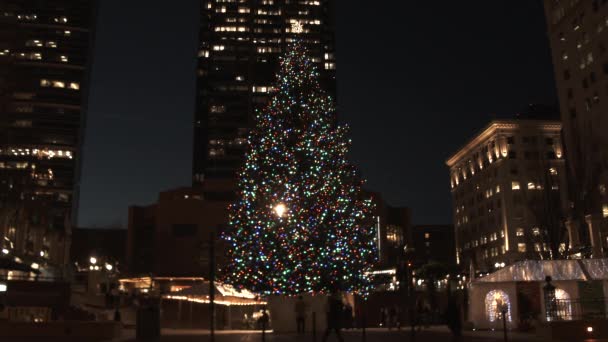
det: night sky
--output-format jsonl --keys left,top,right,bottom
{"left": 78, "top": 1, "right": 557, "bottom": 228}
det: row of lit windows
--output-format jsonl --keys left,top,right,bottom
{"left": 215, "top": 26, "right": 249, "bottom": 32}
{"left": 213, "top": 26, "right": 318, "bottom": 35}
{"left": 0, "top": 148, "right": 73, "bottom": 160}
{"left": 209, "top": 138, "right": 247, "bottom": 146}
{"left": 1, "top": 51, "right": 69, "bottom": 63}
{"left": 209, "top": 148, "right": 225, "bottom": 157}
{"left": 13, "top": 13, "right": 68, "bottom": 24}
{"left": 463, "top": 231, "right": 504, "bottom": 250}
{"left": 515, "top": 227, "right": 543, "bottom": 237}
{"left": 455, "top": 184, "right": 501, "bottom": 213}
{"left": 517, "top": 242, "right": 550, "bottom": 253}
{"left": 40, "top": 79, "right": 80, "bottom": 90}
{"left": 481, "top": 246, "right": 503, "bottom": 259}
{"left": 452, "top": 152, "right": 561, "bottom": 189}
{"left": 25, "top": 39, "right": 57, "bottom": 48}
{"left": 511, "top": 181, "right": 558, "bottom": 191}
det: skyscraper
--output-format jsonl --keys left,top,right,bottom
{"left": 543, "top": 0, "right": 608, "bottom": 256}
{"left": 193, "top": 0, "right": 336, "bottom": 189}
{"left": 0, "top": 1, "right": 96, "bottom": 265}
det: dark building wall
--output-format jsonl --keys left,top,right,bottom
{"left": 193, "top": 0, "right": 337, "bottom": 184}
{"left": 127, "top": 188, "right": 230, "bottom": 277}
{"left": 368, "top": 191, "right": 411, "bottom": 267}
{"left": 0, "top": 0, "right": 96, "bottom": 267}
{"left": 411, "top": 224, "right": 456, "bottom": 268}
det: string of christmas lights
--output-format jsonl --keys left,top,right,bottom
{"left": 221, "top": 39, "right": 377, "bottom": 296}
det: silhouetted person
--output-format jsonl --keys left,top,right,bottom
{"left": 258, "top": 307, "right": 270, "bottom": 331}
{"left": 114, "top": 308, "right": 121, "bottom": 322}
{"left": 295, "top": 295, "right": 306, "bottom": 334}
{"left": 390, "top": 305, "right": 400, "bottom": 330}
{"left": 322, "top": 290, "right": 344, "bottom": 342}
{"left": 343, "top": 304, "right": 353, "bottom": 330}
{"left": 446, "top": 295, "right": 462, "bottom": 340}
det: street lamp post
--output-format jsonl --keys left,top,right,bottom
{"left": 499, "top": 303, "right": 508, "bottom": 342}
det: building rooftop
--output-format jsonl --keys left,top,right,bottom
{"left": 445, "top": 118, "right": 562, "bottom": 167}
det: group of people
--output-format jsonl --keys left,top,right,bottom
{"left": 379, "top": 305, "right": 401, "bottom": 329}
{"left": 294, "top": 290, "right": 351, "bottom": 342}
{"left": 288, "top": 290, "right": 461, "bottom": 341}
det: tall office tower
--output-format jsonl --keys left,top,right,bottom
{"left": 194, "top": 0, "right": 336, "bottom": 191}
{"left": 543, "top": 0, "right": 608, "bottom": 257}
{"left": 0, "top": 1, "right": 95, "bottom": 266}
{"left": 447, "top": 117, "right": 569, "bottom": 271}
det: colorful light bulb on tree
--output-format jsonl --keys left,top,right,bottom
{"left": 222, "top": 32, "right": 377, "bottom": 296}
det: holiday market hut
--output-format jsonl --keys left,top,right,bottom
{"left": 119, "top": 277, "right": 266, "bottom": 329}
{"left": 468, "top": 259, "right": 608, "bottom": 330}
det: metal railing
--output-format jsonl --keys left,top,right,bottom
{"left": 0, "top": 274, "right": 64, "bottom": 282}
{"left": 551, "top": 298, "right": 607, "bottom": 321}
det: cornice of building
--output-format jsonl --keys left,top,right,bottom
{"left": 446, "top": 119, "right": 562, "bottom": 168}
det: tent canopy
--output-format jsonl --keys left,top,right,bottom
{"left": 475, "top": 259, "right": 608, "bottom": 283}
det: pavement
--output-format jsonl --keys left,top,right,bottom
{"left": 5, "top": 326, "right": 607, "bottom": 342}
{"left": 113, "top": 326, "right": 549, "bottom": 342}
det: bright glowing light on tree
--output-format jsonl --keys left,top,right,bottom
{"left": 273, "top": 203, "right": 287, "bottom": 218}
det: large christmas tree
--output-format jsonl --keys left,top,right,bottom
{"left": 222, "top": 32, "right": 377, "bottom": 296}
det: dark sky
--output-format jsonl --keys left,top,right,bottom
{"left": 78, "top": 1, "right": 557, "bottom": 228}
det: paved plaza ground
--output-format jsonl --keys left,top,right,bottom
{"left": 111, "top": 327, "right": 556, "bottom": 342}
{"left": 4, "top": 326, "right": 608, "bottom": 342}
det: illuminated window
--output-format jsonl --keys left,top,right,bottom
{"left": 518, "top": 243, "right": 526, "bottom": 253}
{"left": 528, "top": 182, "right": 536, "bottom": 190}
{"left": 252, "top": 86, "right": 268, "bottom": 93}
{"left": 511, "top": 182, "right": 520, "bottom": 190}
{"left": 532, "top": 227, "right": 541, "bottom": 236}
{"left": 53, "top": 16, "right": 68, "bottom": 23}
{"left": 496, "top": 185, "right": 501, "bottom": 193}
{"left": 534, "top": 243, "right": 541, "bottom": 252}
{"left": 209, "top": 105, "right": 226, "bottom": 113}
{"left": 424, "top": 233, "right": 430, "bottom": 239}
{"left": 25, "top": 39, "right": 43, "bottom": 47}
{"left": 554, "top": 289, "right": 572, "bottom": 321}
{"left": 549, "top": 167, "right": 558, "bottom": 175}
{"left": 516, "top": 228, "right": 524, "bottom": 237}
{"left": 603, "top": 204, "right": 608, "bottom": 218}
{"left": 68, "top": 82, "right": 80, "bottom": 90}
{"left": 485, "top": 290, "right": 512, "bottom": 323}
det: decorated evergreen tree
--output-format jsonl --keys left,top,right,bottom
{"left": 222, "top": 27, "right": 377, "bottom": 296}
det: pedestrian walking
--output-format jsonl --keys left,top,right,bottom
{"left": 446, "top": 294, "right": 462, "bottom": 340}
{"left": 322, "top": 288, "right": 345, "bottom": 342}
{"left": 380, "top": 307, "right": 386, "bottom": 327}
{"left": 295, "top": 295, "right": 306, "bottom": 334}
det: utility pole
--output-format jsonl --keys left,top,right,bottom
{"left": 209, "top": 231, "right": 216, "bottom": 342}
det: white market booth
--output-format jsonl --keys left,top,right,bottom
{"left": 468, "top": 259, "right": 608, "bottom": 330}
